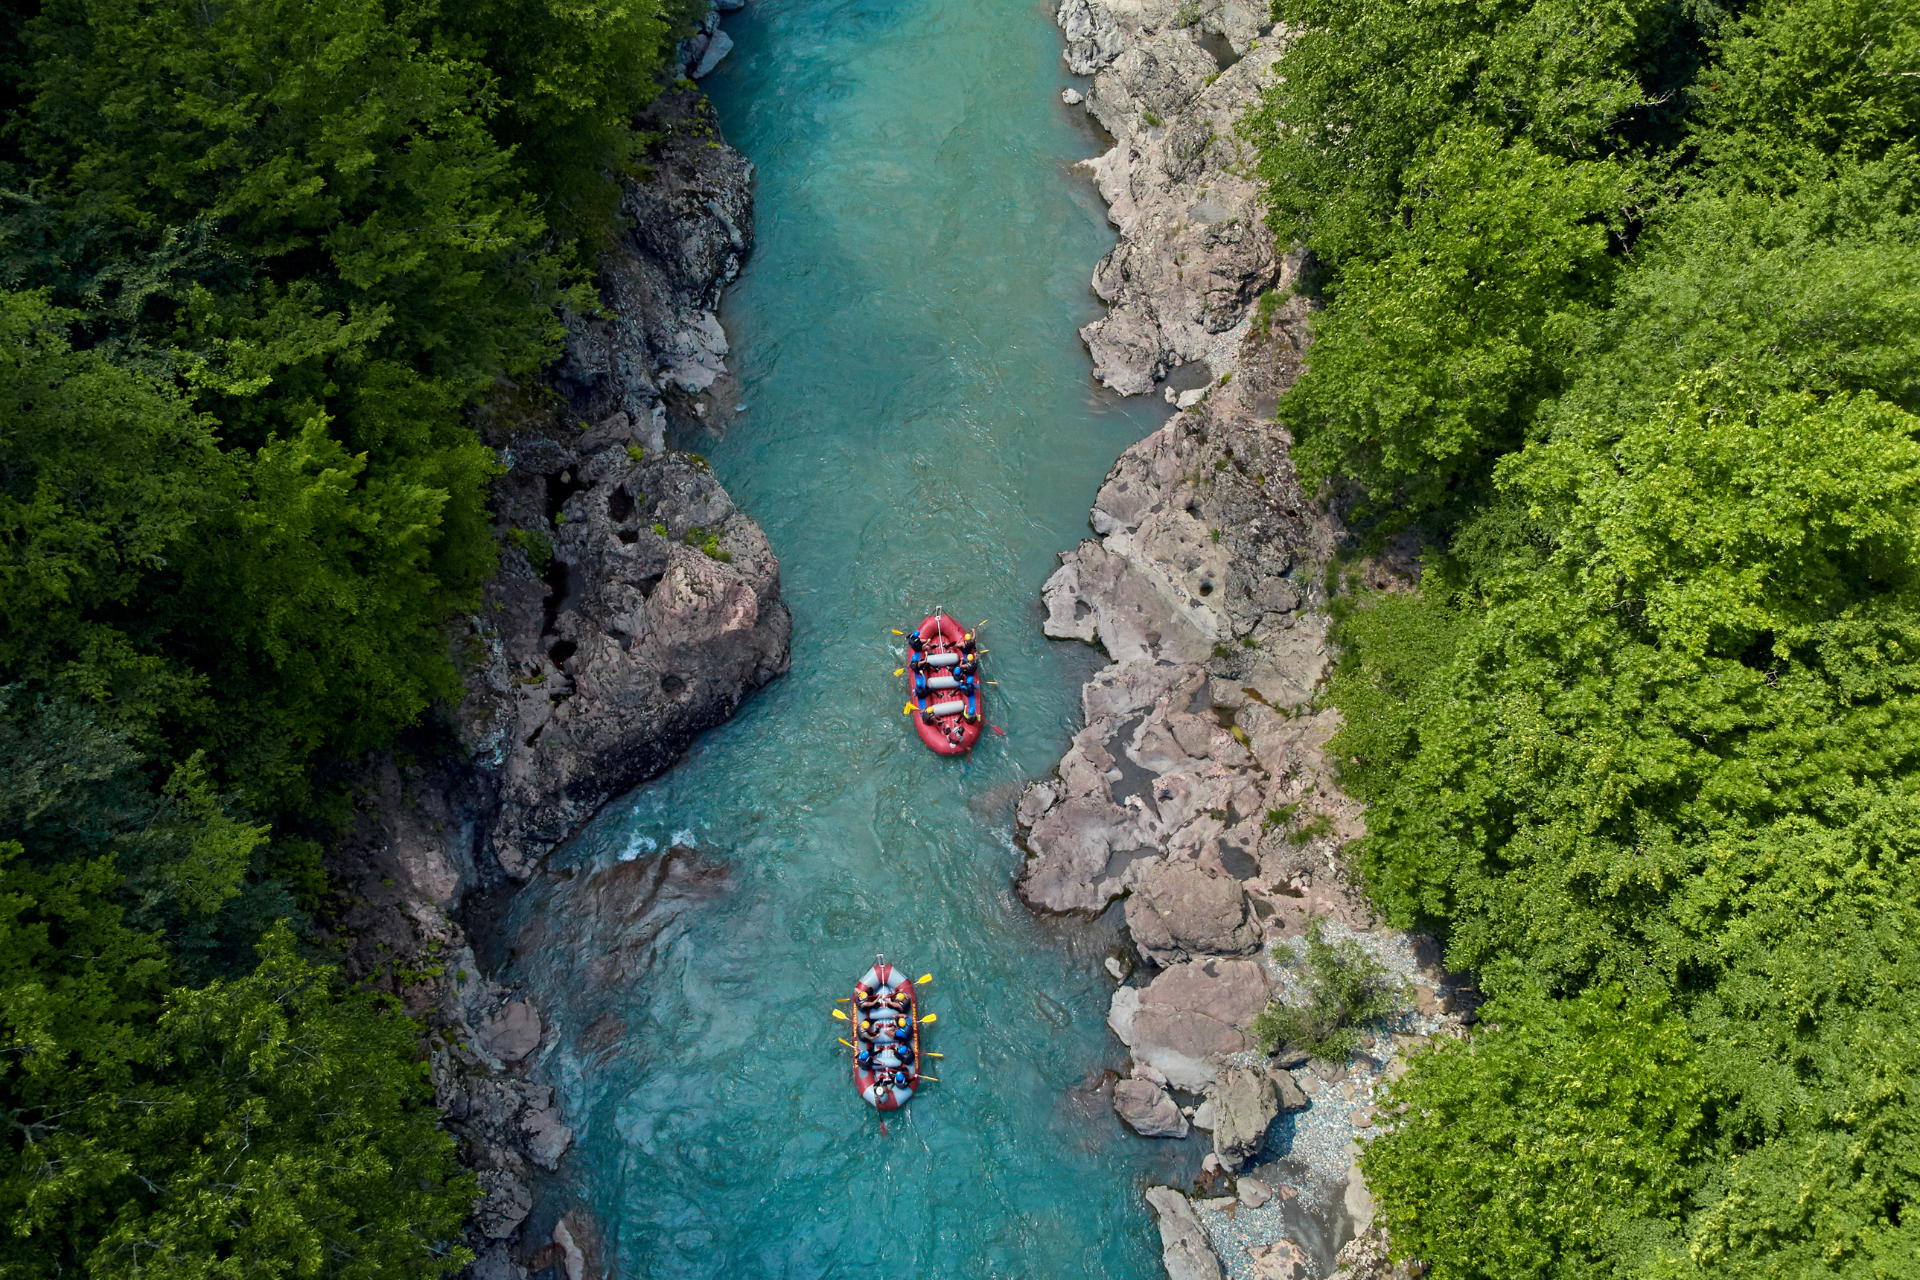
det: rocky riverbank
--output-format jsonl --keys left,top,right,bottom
{"left": 1038, "top": 2, "right": 1466, "bottom": 1277}
{"left": 318, "top": 74, "right": 780, "bottom": 1280}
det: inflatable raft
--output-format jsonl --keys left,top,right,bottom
{"left": 905, "top": 614, "right": 982, "bottom": 755}
{"left": 851, "top": 958, "right": 922, "bottom": 1111}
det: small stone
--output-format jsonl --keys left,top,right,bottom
{"left": 1198, "top": 1196, "right": 1238, "bottom": 1211}
{"left": 1105, "top": 956, "right": 1127, "bottom": 981}
{"left": 1201, "top": 1152, "right": 1224, "bottom": 1176}
{"left": 1190, "top": 1099, "right": 1216, "bottom": 1131}
{"left": 1238, "top": 1177, "right": 1273, "bottom": 1208}
{"left": 1062, "top": 87, "right": 1084, "bottom": 104}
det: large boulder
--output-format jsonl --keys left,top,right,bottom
{"left": 1145, "top": 1187, "right": 1226, "bottom": 1280}
{"left": 1209, "top": 1064, "right": 1279, "bottom": 1172}
{"left": 1125, "top": 860, "right": 1262, "bottom": 965}
{"left": 1114, "top": 1078, "right": 1189, "bottom": 1138}
{"left": 1108, "top": 959, "right": 1269, "bottom": 1090}
{"left": 463, "top": 447, "right": 791, "bottom": 875}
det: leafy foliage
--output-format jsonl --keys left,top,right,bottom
{"left": 1261, "top": 0, "right": 1920, "bottom": 1273}
{"left": 0, "top": 0, "right": 696, "bottom": 1266}
{"left": 1251, "top": 920, "right": 1404, "bottom": 1060}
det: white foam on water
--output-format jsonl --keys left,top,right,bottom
{"left": 618, "top": 834, "right": 659, "bottom": 862}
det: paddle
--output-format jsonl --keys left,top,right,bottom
{"left": 916, "top": 974, "right": 932, "bottom": 985}
{"left": 838, "top": 1038, "right": 855, "bottom": 1049}
{"left": 831, "top": 1008, "right": 848, "bottom": 1021}
{"left": 919, "top": 1012, "right": 937, "bottom": 1024}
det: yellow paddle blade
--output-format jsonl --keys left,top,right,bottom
{"left": 919, "top": 1013, "right": 937, "bottom": 1024}
{"left": 890, "top": 629, "right": 904, "bottom": 634}
{"left": 916, "top": 974, "right": 933, "bottom": 985}
{"left": 926, "top": 1052, "right": 944, "bottom": 1058}
{"left": 832, "top": 1008, "right": 848, "bottom": 1020}
{"left": 837, "top": 997, "right": 850, "bottom": 1002}
{"left": 838, "top": 1037, "right": 854, "bottom": 1048}
{"left": 894, "top": 668, "right": 905, "bottom": 676}
{"left": 919, "top": 1075, "right": 940, "bottom": 1083}
{"left": 903, "top": 704, "right": 915, "bottom": 715}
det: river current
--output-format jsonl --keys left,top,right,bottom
{"left": 496, "top": 0, "right": 1199, "bottom": 1272}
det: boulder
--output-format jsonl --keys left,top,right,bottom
{"left": 691, "top": 29, "right": 734, "bottom": 77}
{"left": 477, "top": 1000, "right": 541, "bottom": 1062}
{"left": 473, "top": 1170, "right": 532, "bottom": 1239}
{"left": 1108, "top": 959, "right": 1269, "bottom": 1090}
{"left": 1210, "top": 1064, "right": 1280, "bottom": 1172}
{"left": 469, "top": 448, "right": 792, "bottom": 875}
{"left": 1125, "top": 860, "right": 1261, "bottom": 965}
{"left": 1270, "top": 1067, "right": 1310, "bottom": 1113}
{"left": 1238, "top": 1177, "right": 1273, "bottom": 1208}
{"left": 1114, "top": 1078, "right": 1189, "bottom": 1138}
{"left": 1145, "top": 1187, "right": 1226, "bottom": 1280}
{"left": 522, "top": 1102, "right": 574, "bottom": 1170}
{"left": 1249, "top": 1239, "right": 1311, "bottom": 1280}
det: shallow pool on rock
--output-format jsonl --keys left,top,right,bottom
{"left": 494, "top": 0, "right": 1201, "bottom": 1272}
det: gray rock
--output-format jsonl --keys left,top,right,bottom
{"left": 471, "top": 1243, "right": 529, "bottom": 1280}
{"left": 1108, "top": 959, "right": 1269, "bottom": 1089}
{"left": 465, "top": 448, "right": 791, "bottom": 875}
{"left": 522, "top": 1103, "right": 574, "bottom": 1170}
{"left": 715, "top": 0, "right": 746, "bottom": 9}
{"left": 1238, "top": 1177, "right": 1273, "bottom": 1208}
{"left": 1270, "top": 1067, "right": 1310, "bottom": 1113}
{"left": 1145, "top": 1187, "right": 1226, "bottom": 1280}
{"left": 1249, "top": 1239, "right": 1311, "bottom": 1280}
{"left": 1210, "top": 1064, "right": 1280, "bottom": 1172}
{"left": 473, "top": 1170, "right": 532, "bottom": 1239}
{"left": 1063, "top": 87, "right": 1085, "bottom": 105}
{"left": 1125, "top": 860, "right": 1262, "bottom": 966}
{"left": 1114, "top": 1078, "right": 1190, "bottom": 1138}
{"left": 477, "top": 1000, "right": 541, "bottom": 1062}
{"left": 692, "top": 29, "right": 734, "bottom": 77}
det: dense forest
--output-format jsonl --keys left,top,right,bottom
{"left": 1248, "top": 0, "right": 1920, "bottom": 1274}
{"left": 0, "top": 0, "right": 688, "bottom": 1271}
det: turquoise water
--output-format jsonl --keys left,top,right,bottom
{"left": 498, "top": 0, "right": 1195, "bottom": 1271}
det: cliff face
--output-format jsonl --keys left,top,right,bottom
{"left": 319, "top": 85, "right": 782, "bottom": 1277}
{"left": 1040, "top": 6, "right": 1469, "bottom": 1278}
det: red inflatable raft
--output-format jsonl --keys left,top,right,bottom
{"left": 905, "top": 614, "right": 982, "bottom": 755}
{"left": 850, "top": 958, "right": 923, "bottom": 1111}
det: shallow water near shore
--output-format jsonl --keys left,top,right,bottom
{"left": 495, "top": 0, "right": 1195, "bottom": 1272}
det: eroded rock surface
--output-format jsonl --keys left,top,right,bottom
{"left": 1060, "top": 0, "right": 1290, "bottom": 393}
{"left": 463, "top": 447, "right": 789, "bottom": 875}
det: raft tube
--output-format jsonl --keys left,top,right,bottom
{"left": 905, "top": 614, "right": 983, "bottom": 755}
{"left": 851, "top": 959, "right": 922, "bottom": 1111}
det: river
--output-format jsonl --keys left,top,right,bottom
{"left": 494, "top": 0, "right": 1198, "bottom": 1272}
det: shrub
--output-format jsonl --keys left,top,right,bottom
{"left": 1251, "top": 920, "right": 1404, "bottom": 1059}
